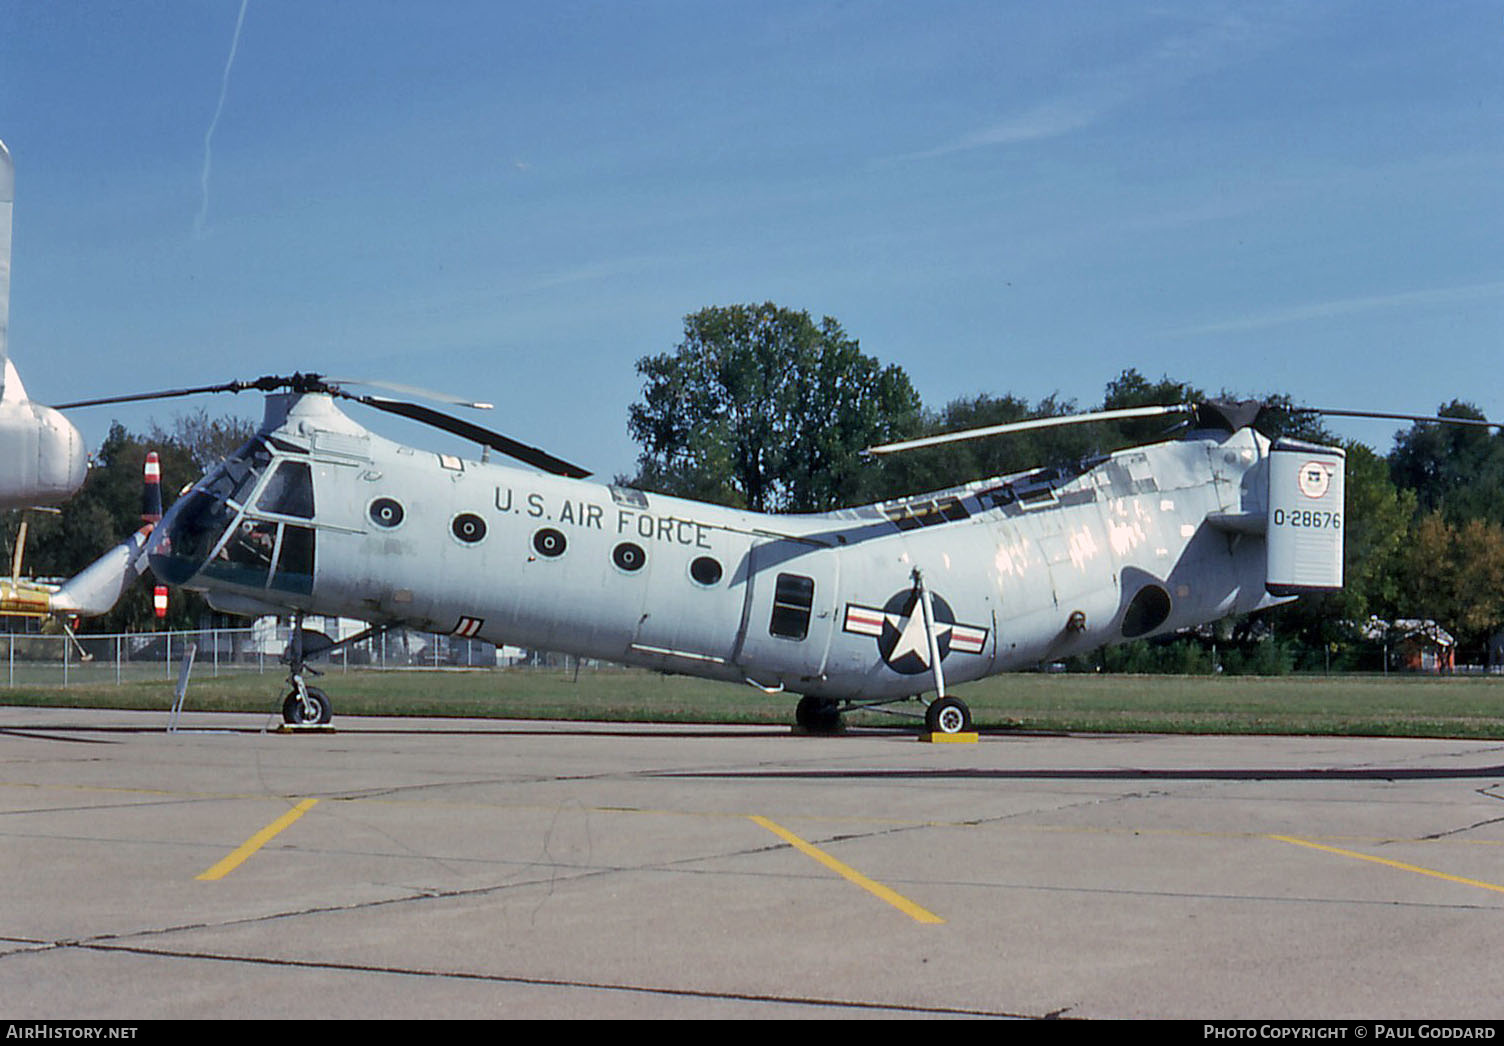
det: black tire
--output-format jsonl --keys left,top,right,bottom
{"left": 282, "top": 687, "right": 332, "bottom": 725}
{"left": 795, "top": 695, "right": 843, "bottom": 734}
{"left": 925, "top": 696, "right": 971, "bottom": 734}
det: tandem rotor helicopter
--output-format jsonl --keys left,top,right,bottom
{"left": 9, "top": 138, "right": 1500, "bottom": 733}
{"left": 36, "top": 369, "right": 1498, "bottom": 735}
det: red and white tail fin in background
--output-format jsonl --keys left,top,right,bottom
{"left": 142, "top": 451, "right": 162, "bottom": 524}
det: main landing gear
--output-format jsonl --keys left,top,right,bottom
{"left": 924, "top": 695, "right": 972, "bottom": 735}
{"left": 795, "top": 696, "right": 844, "bottom": 734}
{"left": 793, "top": 693, "right": 975, "bottom": 735}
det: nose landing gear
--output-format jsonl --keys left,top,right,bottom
{"left": 282, "top": 683, "right": 332, "bottom": 725}
{"left": 278, "top": 612, "right": 392, "bottom": 727}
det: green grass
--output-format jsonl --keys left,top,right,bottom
{"left": 951, "top": 672, "right": 1504, "bottom": 738}
{"left": 1, "top": 665, "right": 1502, "bottom": 738}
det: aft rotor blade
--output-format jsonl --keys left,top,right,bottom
{"left": 1304, "top": 407, "right": 1503, "bottom": 430}
{"left": 358, "top": 396, "right": 592, "bottom": 478}
{"left": 865, "top": 404, "right": 1195, "bottom": 456}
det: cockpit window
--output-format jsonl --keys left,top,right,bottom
{"left": 273, "top": 525, "right": 315, "bottom": 594}
{"left": 256, "top": 461, "right": 315, "bottom": 518}
{"left": 148, "top": 440, "right": 317, "bottom": 592}
{"left": 202, "top": 440, "right": 272, "bottom": 507}
{"left": 205, "top": 519, "right": 279, "bottom": 589}
{"left": 152, "top": 490, "right": 236, "bottom": 584}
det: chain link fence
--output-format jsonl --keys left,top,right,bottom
{"left": 0, "top": 623, "right": 515, "bottom": 688}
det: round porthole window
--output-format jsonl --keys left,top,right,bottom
{"left": 690, "top": 556, "right": 722, "bottom": 586}
{"left": 369, "top": 497, "right": 405, "bottom": 528}
{"left": 612, "top": 542, "right": 646, "bottom": 572}
{"left": 533, "top": 527, "right": 567, "bottom": 558}
{"left": 452, "top": 513, "right": 487, "bottom": 544}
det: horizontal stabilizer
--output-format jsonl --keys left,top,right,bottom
{"left": 1205, "top": 511, "right": 1266, "bottom": 535}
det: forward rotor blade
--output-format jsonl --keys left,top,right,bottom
{"left": 57, "top": 370, "right": 494, "bottom": 416}
{"left": 357, "top": 396, "right": 592, "bottom": 478}
{"left": 322, "top": 376, "right": 494, "bottom": 410}
{"left": 53, "top": 379, "right": 262, "bottom": 410}
{"left": 865, "top": 404, "right": 1195, "bottom": 456}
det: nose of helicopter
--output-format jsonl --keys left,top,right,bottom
{"left": 144, "top": 492, "right": 200, "bottom": 586}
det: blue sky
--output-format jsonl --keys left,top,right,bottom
{"left": 2, "top": 1, "right": 1501, "bottom": 481}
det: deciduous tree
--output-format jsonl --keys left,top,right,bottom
{"left": 1389, "top": 401, "right": 1504, "bottom": 523}
{"left": 1397, "top": 511, "right": 1504, "bottom": 660}
{"left": 628, "top": 304, "right": 921, "bottom": 512}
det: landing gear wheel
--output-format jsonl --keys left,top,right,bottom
{"left": 795, "top": 695, "right": 843, "bottom": 734}
{"left": 925, "top": 696, "right": 971, "bottom": 735}
{"left": 282, "top": 686, "right": 332, "bottom": 725}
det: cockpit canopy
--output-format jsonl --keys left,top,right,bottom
{"left": 149, "top": 438, "right": 317, "bottom": 597}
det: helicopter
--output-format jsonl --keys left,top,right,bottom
{"left": 45, "top": 372, "right": 1377, "bottom": 734}
{"left": 0, "top": 140, "right": 89, "bottom": 510}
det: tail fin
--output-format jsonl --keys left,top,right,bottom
{"left": 1265, "top": 439, "right": 1346, "bottom": 596}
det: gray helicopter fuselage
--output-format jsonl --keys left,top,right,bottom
{"left": 149, "top": 393, "right": 1293, "bottom": 700}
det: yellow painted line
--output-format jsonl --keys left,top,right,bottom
{"left": 1271, "top": 834, "right": 1504, "bottom": 896}
{"left": 197, "top": 798, "right": 319, "bottom": 881}
{"left": 749, "top": 815, "right": 944, "bottom": 924}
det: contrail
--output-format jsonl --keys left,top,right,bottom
{"left": 195, "top": 0, "right": 250, "bottom": 239}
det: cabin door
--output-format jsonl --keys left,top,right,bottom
{"left": 732, "top": 539, "right": 841, "bottom": 688}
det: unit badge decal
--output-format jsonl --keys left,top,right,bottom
{"left": 1297, "top": 460, "right": 1332, "bottom": 499}
{"left": 842, "top": 590, "right": 988, "bottom": 675}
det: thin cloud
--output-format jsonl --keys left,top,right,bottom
{"left": 894, "top": 7, "right": 1288, "bottom": 163}
{"left": 1164, "top": 281, "right": 1504, "bottom": 337}
{"left": 905, "top": 99, "right": 1105, "bottom": 160}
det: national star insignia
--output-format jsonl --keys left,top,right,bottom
{"left": 883, "top": 604, "right": 951, "bottom": 668}
{"left": 842, "top": 591, "right": 988, "bottom": 675}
